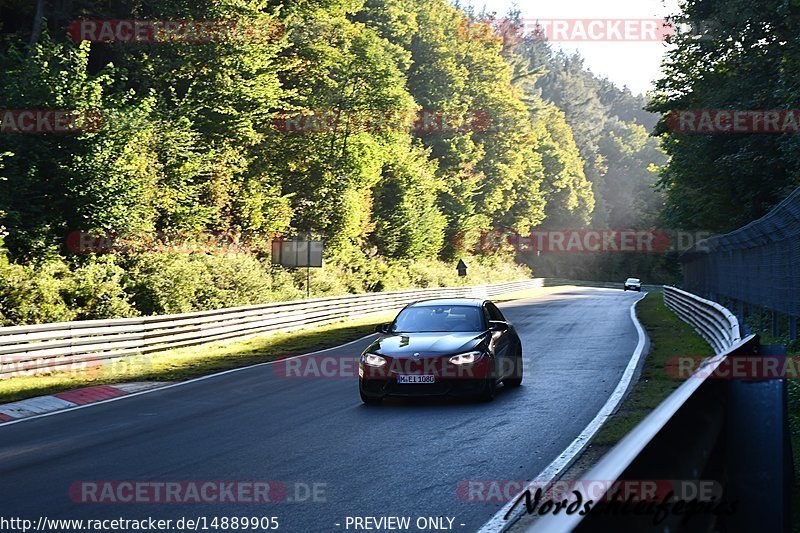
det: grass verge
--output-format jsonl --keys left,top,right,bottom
{"left": 0, "top": 311, "right": 396, "bottom": 404}
{"left": 591, "top": 291, "right": 714, "bottom": 445}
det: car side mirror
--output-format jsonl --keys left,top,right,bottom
{"left": 375, "top": 322, "right": 392, "bottom": 334}
{"left": 489, "top": 321, "right": 508, "bottom": 332}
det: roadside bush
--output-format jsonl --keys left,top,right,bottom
{"left": 0, "top": 260, "right": 76, "bottom": 325}
{"left": 65, "top": 257, "right": 139, "bottom": 320}
{"left": 268, "top": 265, "right": 307, "bottom": 301}
{"left": 0, "top": 245, "right": 532, "bottom": 326}
{"left": 122, "top": 252, "right": 279, "bottom": 315}
{"left": 122, "top": 253, "right": 210, "bottom": 315}
{"left": 381, "top": 256, "right": 532, "bottom": 291}
{"left": 195, "top": 254, "right": 275, "bottom": 310}
{"left": 305, "top": 261, "right": 360, "bottom": 298}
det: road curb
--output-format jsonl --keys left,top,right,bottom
{"left": 0, "top": 382, "right": 164, "bottom": 423}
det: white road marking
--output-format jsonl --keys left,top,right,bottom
{"left": 477, "top": 292, "right": 648, "bottom": 533}
{"left": 113, "top": 382, "right": 166, "bottom": 393}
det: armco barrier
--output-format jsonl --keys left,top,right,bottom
{"left": 0, "top": 278, "right": 542, "bottom": 377}
{"left": 525, "top": 287, "right": 789, "bottom": 533}
{"left": 664, "top": 285, "right": 741, "bottom": 353}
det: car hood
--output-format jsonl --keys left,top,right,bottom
{"left": 366, "top": 332, "right": 488, "bottom": 358}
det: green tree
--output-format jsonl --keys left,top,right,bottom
{"left": 648, "top": 0, "right": 800, "bottom": 232}
{"left": 371, "top": 141, "right": 446, "bottom": 258}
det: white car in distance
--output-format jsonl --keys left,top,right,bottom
{"left": 623, "top": 278, "right": 642, "bottom": 292}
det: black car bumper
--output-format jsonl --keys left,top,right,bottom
{"left": 359, "top": 378, "right": 487, "bottom": 398}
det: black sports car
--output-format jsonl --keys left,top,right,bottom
{"left": 358, "top": 298, "right": 523, "bottom": 404}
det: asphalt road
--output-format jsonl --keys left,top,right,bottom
{"left": 0, "top": 287, "right": 644, "bottom": 533}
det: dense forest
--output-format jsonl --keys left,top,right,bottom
{"left": 513, "top": 38, "right": 669, "bottom": 280}
{"left": 649, "top": 0, "right": 800, "bottom": 233}
{"left": 0, "top": 0, "right": 667, "bottom": 325}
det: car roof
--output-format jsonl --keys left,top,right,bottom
{"left": 407, "top": 298, "right": 486, "bottom": 307}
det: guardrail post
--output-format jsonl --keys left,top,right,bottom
{"left": 725, "top": 342, "right": 790, "bottom": 533}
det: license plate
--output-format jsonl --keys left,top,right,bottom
{"left": 397, "top": 375, "right": 435, "bottom": 384}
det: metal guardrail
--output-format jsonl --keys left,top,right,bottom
{"left": 527, "top": 287, "right": 789, "bottom": 533}
{"left": 543, "top": 278, "right": 662, "bottom": 292}
{"left": 0, "top": 278, "right": 543, "bottom": 377}
{"left": 663, "top": 285, "right": 741, "bottom": 353}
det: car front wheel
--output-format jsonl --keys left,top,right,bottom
{"left": 504, "top": 346, "right": 523, "bottom": 387}
{"left": 478, "top": 372, "right": 497, "bottom": 402}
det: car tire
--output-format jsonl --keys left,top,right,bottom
{"left": 623, "top": 287, "right": 627, "bottom": 291}
{"left": 504, "top": 346, "right": 523, "bottom": 387}
{"left": 360, "top": 388, "right": 382, "bottom": 405}
{"left": 478, "top": 370, "right": 497, "bottom": 402}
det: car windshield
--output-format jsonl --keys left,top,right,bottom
{"left": 627, "top": 278, "right": 640, "bottom": 283}
{"left": 392, "top": 305, "right": 485, "bottom": 333}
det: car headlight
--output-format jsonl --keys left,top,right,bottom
{"left": 362, "top": 353, "right": 387, "bottom": 367}
{"left": 449, "top": 351, "right": 482, "bottom": 365}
